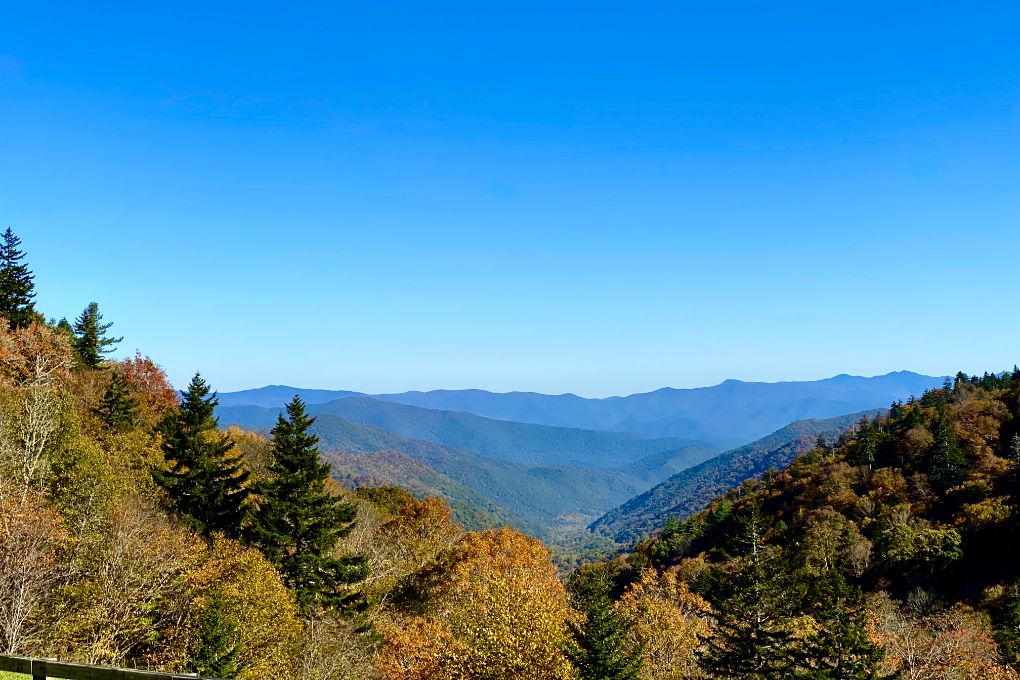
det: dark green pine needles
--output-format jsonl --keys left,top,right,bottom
{"left": 566, "top": 579, "right": 643, "bottom": 680}
{"left": 0, "top": 227, "right": 38, "bottom": 329}
{"left": 153, "top": 373, "right": 250, "bottom": 540}
{"left": 250, "top": 395, "right": 368, "bottom": 613}
{"left": 189, "top": 589, "right": 241, "bottom": 678}
{"left": 72, "top": 301, "right": 122, "bottom": 368}
{"left": 99, "top": 369, "right": 139, "bottom": 432}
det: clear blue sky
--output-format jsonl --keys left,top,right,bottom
{"left": 1, "top": 2, "right": 1017, "bottom": 396}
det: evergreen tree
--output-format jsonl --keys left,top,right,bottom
{"left": 99, "top": 369, "right": 138, "bottom": 432}
{"left": 188, "top": 589, "right": 241, "bottom": 678}
{"left": 701, "top": 511, "right": 798, "bottom": 679}
{"left": 72, "top": 302, "right": 122, "bottom": 368}
{"left": 793, "top": 572, "right": 882, "bottom": 679}
{"left": 566, "top": 579, "right": 643, "bottom": 680}
{"left": 250, "top": 396, "right": 368, "bottom": 613}
{"left": 848, "top": 418, "right": 878, "bottom": 469}
{"left": 0, "top": 227, "right": 37, "bottom": 329}
{"left": 928, "top": 409, "right": 968, "bottom": 490}
{"left": 153, "top": 373, "right": 250, "bottom": 539}
{"left": 1007, "top": 434, "right": 1020, "bottom": 506}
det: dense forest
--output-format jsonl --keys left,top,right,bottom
{"left": 3, "top": 226, "right": 1020, "bottom": 679}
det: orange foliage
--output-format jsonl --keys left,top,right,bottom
{"left": 119, "top": 353, "right": 179, "bottom": 424}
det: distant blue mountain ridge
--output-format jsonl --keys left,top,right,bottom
{"left": 218, "top": 371, "right": 944, "bottom": 447}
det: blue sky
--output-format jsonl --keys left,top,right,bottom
{"left": 1, "top": 2, "right": 1017, "bottom": 395}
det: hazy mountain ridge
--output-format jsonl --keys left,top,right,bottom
{"left": 218, "top": 396, "right": 709, "bottom": 469}
{"left": 219, "top": 371, "right": 944, "bottom": 446}
{"left": 217, "top": 406, "right": 720, "bottom": 537}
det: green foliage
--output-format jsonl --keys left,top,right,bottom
{"left": 71, "top": 302, "right": 122, "bottom": 368}
{"left": 566, "top": 580, "right": 643, "bottom": 680}
{"left": 794, "top": 572, "right": 883, "bottom": 679}
{"left": 0, "top": 227, "right": 38, "bottom": 329}
{"left": 153, "top": 373, "right": 250, "bottom": 539}
{"left": 250, "top": 396, "right": 368, "bottom": 614}
{"left": 700, "top": 510, "right": 800, "bottom": 679}
{"left": 927, "top": 408, "right": 968, "bottom": 490}
{"left": 1007, "top": 434, "right": 1020, "bottom": 505}
{"left": 591, "top": 410, "right": 880, "bottom": 544}
{"left": 99, "top": 369, "right": 139, "bottom": 432}
{"left": 189, "top": 589, "right": 242, "bottom": 678}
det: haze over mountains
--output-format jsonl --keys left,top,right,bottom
{"left": 218, "top": 372, "right": 943, "bottom": 540}
{"left": 219, "top": 371, "right": 943, "bottom": 447}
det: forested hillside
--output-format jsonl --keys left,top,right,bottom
{"left": 219, "top": 401, "right": 719, "bottom": 536}
{"left": 0, "top": 229, "right": 585, "bottom": 679}
{"left": 590, "top": 410, "right": 882, "bottom": 543}
{"left": 572, "top": 372, "right": 1020, "bottom": 678}
{"left": 5, "top": 227, "right": 1019, "bottom": 680}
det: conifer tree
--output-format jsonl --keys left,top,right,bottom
{"left": 99, "top": 369, "right": 138, "bottom": 432}
{"left": 701, "top": 510, "right": 798, "bottom": 679}
{"left": 928, "top": 409, "right": 968, "bottom": 490}
{"left": 1007, "top": 434, "right": 1020, "bottom": 506}
{"left": 153, "top": 373, "right": 250, "bottom": 539}
{"left": 0, "top": 228, "right": 37, "bottom": 329}
{"left": 794, "top": 572, "right": 882, "bottom": 679}
{"left": 250, "top": 396, "right": 368, "bottom": 613}
{"left": 189, "top": 590, "right": 241, "bottom": 678}
{"left": 72, "top": 302, "right": 122, "bottom": 368}
{"left": 848, "top": 418, "right": 878, "bottom": 469}
{"left": 566, "top": 579, "right": 643, "bottom": 680}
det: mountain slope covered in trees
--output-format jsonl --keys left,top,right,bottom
{"left": 590, "top": 409, "right": 882, "bottom": 543}
{"left": 574, "top": 371, "right": 1020, "bottom": 678}
{"left": 218, "top": 405, "right": 719, "bottom": 536}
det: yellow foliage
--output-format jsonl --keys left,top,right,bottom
{"left": 616, "top": 568, "right": 711, "bottom": 680}
{"left": 187, "top": 538, "right": 302, "bottom": 680}
{"left": 377, "top": 527, "right": 575, "bottom": 680}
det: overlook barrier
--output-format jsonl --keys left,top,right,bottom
{"left": 0, "top": 655, "right": 223, "bottom": 680}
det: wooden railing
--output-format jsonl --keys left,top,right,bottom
{"left": 0, "top": 655, "right": 224, "bottom": 680}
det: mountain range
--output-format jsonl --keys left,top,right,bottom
{"left": 217, "top": 372, "right": 943, "bottom": 541}
{"left": 218, "top": 371, "right": 943, "bottom": 447}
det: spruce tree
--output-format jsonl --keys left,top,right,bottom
{"left": 700, "top": 511, "right": 798, "bottom": 679}
{"left": 566, "top": 579, "right": 643, "bottom": 680}
{"left": 153, "top": 373, "right": 250, "bottom": 539}
{"left": 928, "top": 409, "right": 968, "bottom": 490}
{"left": 99, "top": 369, "right": 138, "bottom": 432}
{"left": 189, "top": 589, "right": 241, "bottom": 678}
{"left": 793, "top": 572, "right": 882, "bottom": 679}
{"left": 0, "top": 228, "right": 37, "bottom": 329}
{"left": 250, "top": 396, "right": 368, "bottom": 613}
{"left": 848, "top": 418, "right": 878, "bottom": 469}
{"left": 72, "top": 302, "right": 122, "bottom": 368}
{"left": 1007, "top": 434, "right": 1020, "bottom": 506}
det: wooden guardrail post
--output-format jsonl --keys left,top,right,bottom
{"left": 0, "top": 654, "right": 225, "bottom": 680}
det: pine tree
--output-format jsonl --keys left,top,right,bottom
{"left": 0, "top": 228, "right": 37, "bottom": 329}
{"left": 188, "top": 589, "right": 241, "bottom": 678}
{"left": 1007, "top": 434, "right": 1020, "bottom": 506}
{"left": 700, "top": 510, "right": 798, "bottom": 679}
{"left": 928, "top": 409, "right": 968, "bottom": 490}
{"left": 99, "top": 369, "right": 138, "bottom": 432}
{"left": 153, "top": 373, "right": 250, "bottom": 539}
{"left": 72, "top": 302, "right": 122, "bottom": 368}
{"left": 793, "top": 572, "right": 882, "bottom": 679}
{"left": 566, "top": 579, "right": 643, "bottom": 680}
{"left": 848, "top": 418, "right": 878, "bottom": 468}
{"left": 250, "top": 396, "right": 368, "bottom": 613}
